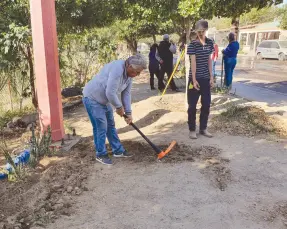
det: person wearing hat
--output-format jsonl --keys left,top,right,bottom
{"left": 187, "top": 19, "right": 214, "bottom": 139}
{"left": 156, "top": 34, "right": 180, "bottom": 92}
{"left": 82, "top": 54, "right": 147, "bottom": 165}
{"left": 222, "top": 32, "right": 240, "bottom": 90}
{"left": 149, "top": 43, "right": 162, "bottom": 90}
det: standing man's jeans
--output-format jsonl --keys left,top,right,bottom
{"left": 224, "top": 57, "right": 237, "bottom": 87}
{"left": 159, "top": 64, "right": 177, "bottom": 90}
{"left": 187, "top": 78, "right": 211, "bottom": 131}
{"left": 82, "top": 97, "right": 125, "bottom": 157}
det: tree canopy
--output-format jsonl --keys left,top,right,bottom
{"left": 278, "top": 5, "right": 287, "bottom": 30}
{"left": 200, "top": 0, "right": 283, "bottom": 19}
{"left": 0, "top": 0, "right": 285, "bottom": 110}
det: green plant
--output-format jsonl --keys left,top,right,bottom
{"left": 278, "top": 5, "right": 287, "bottom": 30}
{"left": 64, "top": 120, "right": 73, "bottom": 133}
{"left": 178, "top": 66, "right": 186, "bottom": 78}
{"left": 212, "top": 85, "right": 229, "bottom": 94}
{"left": 0, "top": 139, "right": 21, "bottom": 179}
{"left": 29, "top": 125, "right": 52, "bottom": 168}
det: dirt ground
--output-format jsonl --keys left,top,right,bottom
{"left": 1, "top": 72, "right": 287, "bottom": 229}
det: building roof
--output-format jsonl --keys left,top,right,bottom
{"left": 243, "top": 21, "right": 280, "bottom": 30}
{"left": 216, "top": 21, "right": 281, "bottom": 32}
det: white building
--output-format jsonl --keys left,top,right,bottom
{"left": 210, "top": 21, "right": 287, "bottom": 55}
{"left": 238, "top": 21, "right": 285, "bottom": 54}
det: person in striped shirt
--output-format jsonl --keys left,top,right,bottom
{"left": 187, "top": 20, "right": 214, "bottom": 139}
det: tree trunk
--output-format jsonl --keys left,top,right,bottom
{"left": 19, "top": 71, "right": 25, "bottom": 111}
{"left": 231, "top": 17, "right": 240, "bottom": 41}
{"left": 185, "top": 17, "right": 192, "bottom": 45}
{"left": 27, "top": 46, "right": 38, "bottom": 108}
{"left": 8, "top": 80, "right": 13, "bottom": 111}
{"left": 152, "top": 34, "right": 156, "bottom": 43}
{"left": 126, "top": 38, "right": 137, "bottom": 54}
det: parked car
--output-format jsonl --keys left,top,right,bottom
{"left": 256, "top": 40, "right": 287, "bottom": 61}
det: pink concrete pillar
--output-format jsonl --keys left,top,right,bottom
{"left": 30, "top": 0, "right": 64, "bottom": 141}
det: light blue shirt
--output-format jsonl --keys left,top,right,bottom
{"left": 83, "top": 60, "right": 132, "bottom": 114}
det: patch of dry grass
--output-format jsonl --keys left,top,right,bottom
{"left": 211, "top": 105, "right": 287, "bottom": 137}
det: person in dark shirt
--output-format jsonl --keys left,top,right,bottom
{"left": 148, "top": 44, "right": 162, "bottom": 90}
{"left": 222, "top": 33, "right": 240, "bottom": 90}
{"left": 157, "top": 34, "right": 180, "bottom": 92}
{"left": 187, "top": 20, "right": 214, "bottom": 139}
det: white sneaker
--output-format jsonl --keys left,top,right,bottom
{"left": 189, "top": 131, "right": 197, "bottom": 139}
{"left": 199, "top": 129, "right": 213, "bottom": 138}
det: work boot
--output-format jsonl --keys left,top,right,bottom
{"left": 199, "top": 129, "right": 213, "bottom": 138}
{"left": 189, "top": 131, "right": 197, "bottom": 139}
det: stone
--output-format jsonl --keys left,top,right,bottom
{"left": 44, "top": 203, "right": 52, "bottom": 212}
{"left": 34, "top": 220, "right": 45, "bottom": 227}
{"left": 56, "top": 198, "right": 64, "bottom": 204}
{"left": 52, "top": 184, "right": 63, "bottom": 191}
{"left": 66, "top": 186, "right": 73, "bottom": 193}
{"left": 21, "top": 113, "right": 38, "bottom": 126}
{"left": 12, "top": 117, "right": 21, "bottom": 123}
{"left": 74, "top": 187, "right": 82, "bottom": 195}
{"left": 38, "top": 208, "right": 46, "bottom": 216}
{"left": 3, "top": 127, "right": 13, "bottom": 133}
{"left": 11, "top": 117, "right": 26, "bottom": 128}
{"left": 206, "top": 159, "right": 220, "bottom": 165}
{"left": 53, "top": 203, "right": 64, "bottom": 211}
{"left": 61, "top": 87, "right": 82, "bottom": 98}
{"left": 82, "top": 186, "right": 89, "bottom": 191}
{"left": 6, "top": 121, "right": 15, "bottom": 129}
{"left": 6, "top": 216, "right": 16, "bottom": 225}
{"left": 26, "top": 123, "right": 33, "bottom": 131}
{"left": 19, "top": 218, "right": 24, "bottom": 223}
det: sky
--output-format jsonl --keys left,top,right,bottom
{"left": 278, "top": 0, "right": 287, "bottom": 7}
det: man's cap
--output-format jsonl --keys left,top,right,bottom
{"left": 163, "top": 34, "right": 169, "bottom": 40}
{"left": 195, "top": 20, "right": 208, "bottom": 31}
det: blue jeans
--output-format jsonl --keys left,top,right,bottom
{"left": 224, "top": 57, "right": 237, "bottom": 87}
{"left": 82, "top": 97, "right": 125, "bottom": 157}
{"left": 212, "top": 60, "right": 216, "bottom": 77}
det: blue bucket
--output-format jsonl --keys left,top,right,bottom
{"left": 0, "top": 173, "right": 8, "bottom": 180}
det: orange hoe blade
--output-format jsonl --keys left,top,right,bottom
{"left": 157, "top": 140, "right": 177, "bottom": 160}
{"left": 123, "top": 115, "right": 176, "bottom": 160}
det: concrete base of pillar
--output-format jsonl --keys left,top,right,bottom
{"left": 50, "top": 135, "right": 81, "bottom": 152}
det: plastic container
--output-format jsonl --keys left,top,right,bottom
{"left": 5, "top": 149, "right": 31, "bottom": 173}
{"left": 6, "top": 163, "right": 12, "bottom": 173}
{"left": 0, "top": 173, "right": 8, "bottom": 180}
